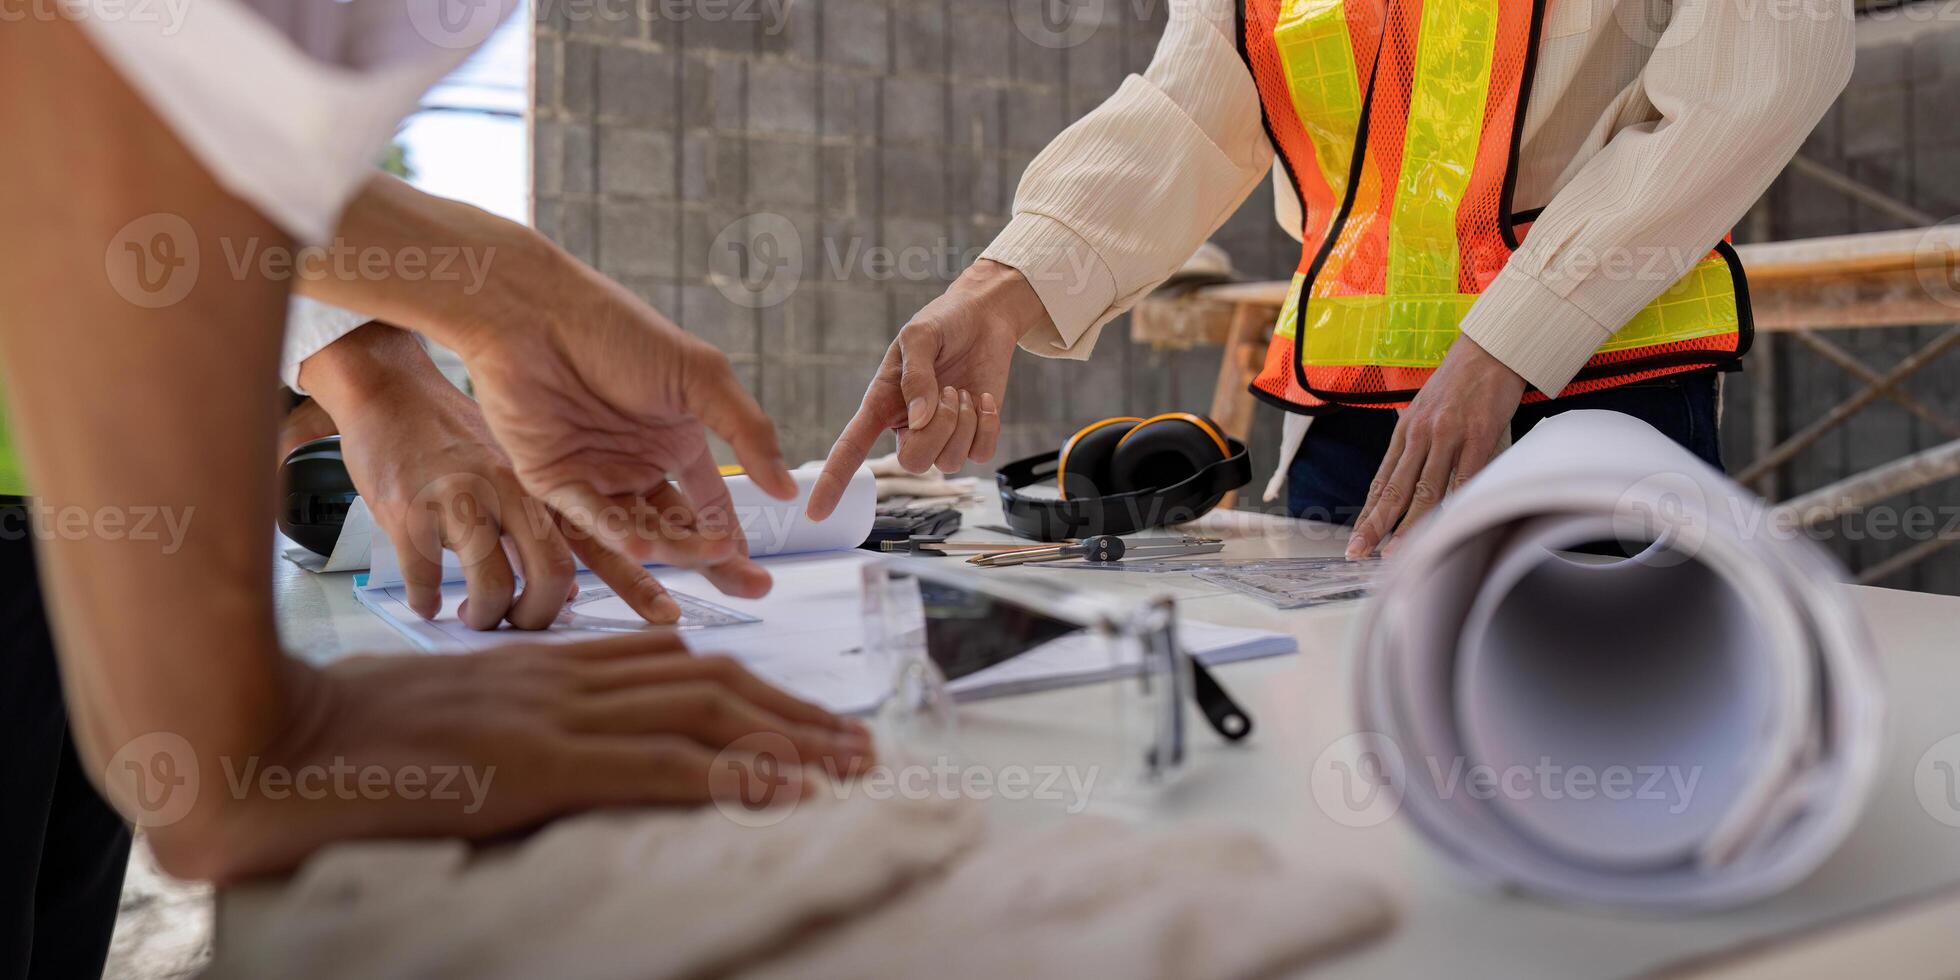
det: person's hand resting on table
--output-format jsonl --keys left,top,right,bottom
{"left": 806, "top": 259, "right": 1050, "bottom": 520}
{"left": 1346, "top": 336, "right": 1527, "bottom": 559}
{"left": 220, "top": 633, "right": 871, "bottom": 877}
{"left": 289, "top": 323, "right": 674, "bottom": 630}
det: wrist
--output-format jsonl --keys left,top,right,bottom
{"left": 299, "top": 323, "right": 453, "bottom": 425}
{"left": 445, "top": 226, "right": 582, "bottom": 365}
{"left": 960, "top": 259, "right": 1052, "bottom": 346}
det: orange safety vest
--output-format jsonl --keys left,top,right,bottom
{"left": 1239, "top": 0, "right": 1752, "bottom": 413}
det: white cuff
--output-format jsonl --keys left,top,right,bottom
{"left": 282, "top": 298, "right": 375, "bottom": 393}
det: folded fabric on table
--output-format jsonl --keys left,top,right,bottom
{"left": 206, "top": 792, "right": 1393, "bottom": 979}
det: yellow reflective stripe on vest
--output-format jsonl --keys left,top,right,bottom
{"left": 1274, "top": 0, "right": 1364, "bottom": 210}
{"left": 1385, "top": 0, "right": 1498, "bottom": 300}
{"left": 1292, "top": 255, "right": 1742, "bottom": 366}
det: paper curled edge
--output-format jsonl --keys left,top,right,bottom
{"left": 1348, "top": 410, "right": 1884, "bottom": 911}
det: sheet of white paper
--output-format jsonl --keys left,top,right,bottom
{"left": 1349, "top": 410, "right": 1883, "bottom": 911}
{"left": 356, "top": 551, "right": 1296, "bottom": 715}
{"left": 281, "top": 497, "right": 376, "bottom": 573}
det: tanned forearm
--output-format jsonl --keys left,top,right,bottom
{"left": 296, "top": 174, "right": 574, "bottom": 362}
{"left": 0, "top": 17, "right": 314, "bottom": 873}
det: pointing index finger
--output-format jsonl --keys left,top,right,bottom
{"left": 686, "top": 353, "right": 797, "bottom": 501}
{"left": 807, "top": 402, "right": 889, "bottom": 521}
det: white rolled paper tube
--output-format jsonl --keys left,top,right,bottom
{"left": 1350, "top": 411, "right": 1884, "bottom": 910}
{"left": 729, "top": 466, "right": 878, "bottom": 557}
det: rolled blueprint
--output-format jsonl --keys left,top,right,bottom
{"left": 1350, "top": 411, "right": 1884, "bottom": 910}
{"left": 732, "top": 465, "right": 877, "bottom": 557}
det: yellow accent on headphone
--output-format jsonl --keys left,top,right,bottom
{"left": 1117, "top": 413, "right": 1231, "bottom": 458}
{"left": 1055, "top": 416, "right": 1143, "bottom": 502}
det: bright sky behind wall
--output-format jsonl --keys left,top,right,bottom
{"left": 399, "top": 1, "right": 531, "bottom": 223}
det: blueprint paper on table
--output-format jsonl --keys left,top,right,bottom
{"left": 1348, "top": 411, "right": 1884, "bottom": 911}
{"left": 352, "top": 463, "right": 1293, "bottom": 714}
{"left": 357, "top": 551, "right": 1295, "bottom": 715}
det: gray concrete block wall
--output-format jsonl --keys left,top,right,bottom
{"left": 1730, "top": 13, "right": 1960, "bottom": 595}
{"left": 532, "top": 0, "right": 1296, "bottom": 496}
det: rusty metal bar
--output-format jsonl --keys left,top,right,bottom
{"left": 1774, "top": 437, "right": 1960, "bottom": 526}
{"left": 1740, "top": 328, "right": 1960, "bottom": 486}
{"left": 1858, "top": 530, "right": 1960, "bottom": 586}
{"left": 1788, "top": 330, "right": 1960, "bottom": 439}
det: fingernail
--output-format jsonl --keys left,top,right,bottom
{"left": 960, "top": 389, "right": 973, "bottom": 411}
{"left": 651, "top": 594, "right": 683, "bottom": 623}
{"left": 940, "top": 386, "right": 957, "bottom": 409}
{"left": 980, "top": 392, "right": 997, "bottom": 415}
{"left": 907, "top": 397, "right": 929, "bottom": 430}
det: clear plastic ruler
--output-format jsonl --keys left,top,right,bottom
{"left": 1192, "top": 565, "right": 1378, "bottom": 610}
{"left": 555, "top": 585, "right": 760, "bottom": 632}
{"left": 1039, "top": 555, "right": 1380, "bottom": 576}
{"left": 1033, "top": 554, "right": 1381, "bottom": 609}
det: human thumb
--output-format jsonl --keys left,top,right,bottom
{"left": 895, "top": 327, "right": 941, "bottom": 431}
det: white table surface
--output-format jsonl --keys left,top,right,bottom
{"left": 259, "top": 505, "right": 1960, "bottom": 978}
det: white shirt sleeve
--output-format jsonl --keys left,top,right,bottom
{"left": 70, "top": 0, "right": 513, "bottom": 245}
{"left": 281, "top": 298, "right": 378, "bottom": 393}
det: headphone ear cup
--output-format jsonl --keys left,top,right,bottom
{"left": 1109, "top": 414, "right": 1230, "bottom": 493}
{"left": 1056, "top": 418, "right": 1141, "bottom": 500}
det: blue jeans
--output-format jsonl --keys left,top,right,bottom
{"left": 1285, "top": 372, "right": 1724, "bottom": 525}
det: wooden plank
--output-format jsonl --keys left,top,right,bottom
{"left": 1190, "top": 225, "right": 1960, "bottom": 334}
{"left": 1208, "top": 304, "right": 1269, "bottom": 510}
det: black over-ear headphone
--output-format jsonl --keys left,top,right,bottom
{"left": 995, "top": 413, "right": 1252, "bottom": 542}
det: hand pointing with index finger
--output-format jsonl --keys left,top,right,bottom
{"left": 807, "top": 260, "right": 1047, "bottom": 520}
